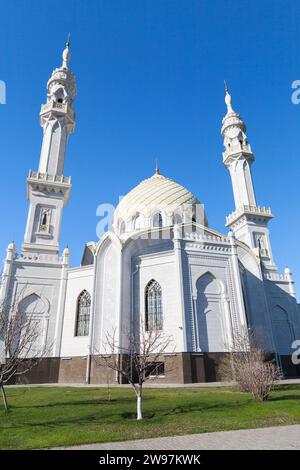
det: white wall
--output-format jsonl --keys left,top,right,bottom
{"left": 10, "top": 260, "right": 63, "bottom": 356}
{"left": 135, "top": 251, "right": 183, "bottom": 351}
{"left": 185, "top": 248, "right": 233, "bottom": 352}
{"left": 60, "top": 266, "right": 94, "bottom": 357}
{"left": 92, "top": 236, "right": 122, "bottom": 354}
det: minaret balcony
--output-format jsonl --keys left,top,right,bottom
{"left": 28, "top": 170, "right": 70, "bottom": 184}
{"left": 226, "top": 205, "right": 273, "bottom": 227}
{"left": 27, "top": 170, "right": 71, "bottom": 205}
{"left": 223, "top": 143, "right": 253, "bottom": 163}
{"left": 40, "top": 101, "right": 67, "bottom": 116}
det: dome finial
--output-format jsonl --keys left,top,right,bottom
{"left": 62, "top": 33, "right": 71, "bottom": 69}
{"left": 224, "top": 80, "right": 234, "bottom": 113}
{"left": 155, "top": 159, "right": 160, "bottom": 175}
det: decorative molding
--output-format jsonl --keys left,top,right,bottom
{"left": 27, "top": 170, "right": 71, "bottom": 205}
{"left": 226, "top": 205, "right": 273, "bottom": 227}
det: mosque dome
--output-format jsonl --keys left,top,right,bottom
{"left": 112, "top": 169, "right": 207, "bottom": 236}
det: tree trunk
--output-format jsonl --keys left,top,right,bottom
{"left": 137, "top": 395, "right": 143, "bottom": 420}
{"left": 0, "top": 383, "right": 8, "bottom": 412}
{"left": 136, "top": 385, "right": 143, "bottom": 420}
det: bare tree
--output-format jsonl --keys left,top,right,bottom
{"left": 220, "top": 327, "right": 282, "bottom": 401}
{"left": 0, "top": 291, "right": 50, "bottom": 411}
{"left": 94, "top": 322, "right": 174, "bottom": 420}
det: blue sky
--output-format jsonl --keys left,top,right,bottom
{"left": 0, "top": 0, "right": 300, "bottom": 294}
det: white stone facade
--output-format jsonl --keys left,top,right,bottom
{"left": 1, "top": 46, "right": 299, "bottom": 383}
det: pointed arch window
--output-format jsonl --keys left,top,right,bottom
{"left": 192, "top": 215, "right": 197, "bottom": 232}
{"left": 133, "top": 213, "right": 142, "bottom": 230}
{"left": 39, "top": 208, "right": 50, "bottom": 233}
{"left": 153, "top": 212, "right": 163, "bottom": 228}
{"left": 145, "top": 280, "right": 163, "bottom": 331}
{"left": 75, "top": 290, "right": 91, "bottom": 336}
{"left": 173, "top": 212, "right": 182, "bottom": 225}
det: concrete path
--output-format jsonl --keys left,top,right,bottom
{"left": 7, "top": 378, "right": 300, "bottom": 389}
{"left": 58, "top": 425, "right": 300, "bottom": 450}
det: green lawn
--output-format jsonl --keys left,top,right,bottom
{"left": 0, "top": 384, "right": 300, "bottom": 449}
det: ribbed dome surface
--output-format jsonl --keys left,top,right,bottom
{"left": 112, "top": 172, "right": 205, "bottom": 235}
{"left": 118, "top": 173, "right": 199, "bottom": 213}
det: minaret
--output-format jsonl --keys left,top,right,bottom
{"left": 22, "top": 38, "right": 76, "bottom": 258}
{"left": 221, "top": 84, "right": 276, "bottom": 270}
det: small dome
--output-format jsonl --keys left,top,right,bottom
{"left": 284, "top": 266, "right": 292, "bottom": 276}
{"left": 112, "top": 172, "right": 206, "bottom": 236}
{"left": 62, "top": 246, "right": 70, "bottom": 256}
{"left": 7, "top": 241, "right": 15, "bottom": 251}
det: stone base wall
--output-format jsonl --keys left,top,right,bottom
{"left": 13, "top": 358, "right": 60, "bottom": 384}
{"left": 10, "top": 353, "right": 300, "bottom": 385}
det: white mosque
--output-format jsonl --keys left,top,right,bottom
{"left": 1, "top": 42, "right": 299, "bottom": 383}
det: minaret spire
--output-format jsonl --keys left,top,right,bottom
{"left": 38, "top": 40, "right": 76, "bottom": 176}
{"left": 221, "top": 85, "right": 276, "bottom": 270}
{"left": 22, "top": 42, "right": 77, "bottom": 258}
{"left": 62, "top": 34, "right": 71, "bottom": 69}
{"left": 155, "top": 159, "right": 160, "bottom": 175}
{"left": 221, "top": 84, "right": 254, "bottom": 209}
{"left": 224, "top": 80, "right": 234, "bottom": 114}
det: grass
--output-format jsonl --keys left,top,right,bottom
{"left": 0, "top": 384, "right": 300, "bottom": 449}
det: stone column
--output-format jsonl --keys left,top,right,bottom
{"left": 221, "top": 293, "right": 234, "bottom": 350}
{"left": 173, "top": 224, "right": 187, "bottom": 351}
{"left": 0, "top": 242, "right": 15, "bottom": 364}
{"left": 42, "top": 316, "right": 50, "bottom": 352}
{"left": 284, "top": 266, "right": 297, "bottom": 299}
{"left": 53, "top": 247, "right": 70, "bottom": 357}
{"left": 192, "top": 295, "right": 201, "bottom": 352}
{"left": 228, "top": 232, "right": 248, "bottom": 334}
{"left": 0, "top": 242, "right": 16, "bottom": 306}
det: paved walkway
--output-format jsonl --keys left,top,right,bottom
{"left": 57, "top": 425, "right": 300, "bottom": 450}
{"left": 8, "top": 378, "right": 300, "bottom": 389}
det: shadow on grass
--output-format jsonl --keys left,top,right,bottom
{"left": 274, "top": 385, "right": 300, "bottom": 392}
{"left": 2, "top": 412, "right": 122, "bottom": 430}
{"left": 123, "top": 412, "right": 155, "bottom": 420}
{"left": 12, "top": 398, "right": 133, "bottom": 409}
{"left": 11, "top": 392, "right": 172, "bottom": 410}
{"left": 2, "top": 398, "right": 255, "bottom": 431}
{"left": 159, "top": 399, "right": 254, "bottom": 417}
{"left": 269, "top": 395, "right": 300, "bottom": 402}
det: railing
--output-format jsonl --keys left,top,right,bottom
{"left": 264, "top": 272, "right": 285, "bottom": 281}
{"left": 28, "top": 170, "right": 70, "bottom": 184}
{"left": 226, "top": 205, "right": 273, "bottom": 225}
{"left": 41, "top": 101, "right": 67, "bottom": 113}
{"left": 185, "top": 232, "right": 231, "bottom": 244}
{"left": 223, "top": 142, "right": 252, "bottom": 158}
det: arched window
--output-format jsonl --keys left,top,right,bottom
{"left": 153, "top": 212, "right": 163, "bottom": 228}
{"left": 133, "top": 213, "right": 142, "bottom": 230}
{"left": 39, "top": 208, "right": 50, "bottom": 233}
{"left": 173, "top": 213, "right": 183, "bottom": 237}
{"left": 196, "top": 273, "right": 223, "bottom": 352}
{"left": 75, "top": 290, "right": 91, "bottom": 336}
{"left": 145, "top": 280, "right": 163, "bottom": 331}
{"left": 173, "top": 212, "right": 182, "bottom": 225}
{"left": 272, "top": 305, "right": 294, "bottom": 354}
{"left": 17, "top": 293, "right": 47, "bottom": 354}
{"left": 192, "top": 215, "right": 197, "bottom": 232}
{"left": 42, "top": 212, "right": 47, "bottom": 226}
{"left": 54, "top": 87, "right": 64, "bottom": 104}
